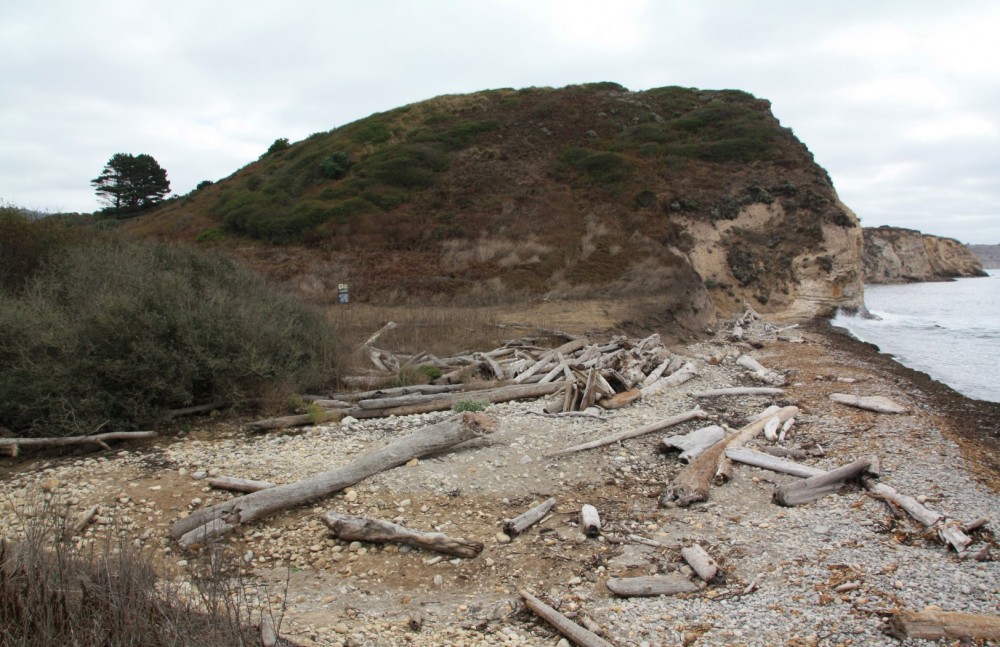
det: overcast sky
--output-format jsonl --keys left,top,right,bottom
{"left": 3, "top": 1, "right": 998, "bottom": 243}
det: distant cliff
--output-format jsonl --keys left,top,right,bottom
{"left": 863, "top": 226, "right": 987, "bottom": 283}
{"left": 969, "top": 244, "right": 1000, "bottom": 269}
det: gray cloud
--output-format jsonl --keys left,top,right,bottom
{"left": 2, "top": 1, "right": 997, "bottom": 243}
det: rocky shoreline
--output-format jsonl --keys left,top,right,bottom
{"left": 2, "top": 322, "right": 997, "bottom": 646}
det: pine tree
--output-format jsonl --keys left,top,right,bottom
{"left": 91, "top": 153, "right": 170, "bottom": 215}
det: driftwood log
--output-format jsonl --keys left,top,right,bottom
{"left": 0, "top": 431, "right": 157, "bottom": 457}
{"left": 640, "top": 362, "right": 699, "bottom": 398}
{"left": 169, "top": 413, "right": 495, "bottom": 549}
{"left": 597, "top": 388, "right": 641, "bottom": 410}
{"left": 321, "top": 512, "right": 483, "bottom": 557}
{"left": 736, "top": 354, "right": 785, "bottom": 385}
{"left": 885, "top": 609, "right": 1000, "bottom": 641}
{"left": 549, "top": 406, "right": 708, "bottom": 457}
{"left": 691, "top": 387, "right": 784, "bottom": 398}
{"left": 661, "top": 406, "right": 799, "bottom": 507}
{"left": 519, "top": 590, "right": 615, "bottom": 647}
{"left": 605, "top": 575, "right": 703, "bottom": 597}
{"left": 580, "top": 504, "right": 601, "bottom": 537}
{"left": 207, "top": 477, "right": 276, "bottom": 493}
{"left": 661, "top": 425, "right": 726, "bottom": 463}
{"left": 505, "top": 498, "right": 556, "bottom": 536}
{"left": 773, "top": 457, "right": 877, "bottom": 506}
{"left": 724, "top": 448, "right": 824, "bottom": 478}
{"left": 681, "top": 543, "right": 719, "bottom": 583}
{"left": 829, "top": 393, "right": 907, "bottom": 414}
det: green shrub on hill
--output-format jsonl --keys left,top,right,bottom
{"left": 0, "top": 225, "right": 336, "bottom": 436}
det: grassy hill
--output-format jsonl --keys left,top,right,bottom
{"left": 122, "top": 83, "right": 858, "bottom": 325}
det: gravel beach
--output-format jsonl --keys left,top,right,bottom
{"left": 2, "top": 321, "right": 998, "bottom": 646}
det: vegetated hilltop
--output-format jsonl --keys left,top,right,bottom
{"left": 123, "top": 82, "right": 863, "bottom": 328}
{"left": 969, "top": 244, "right": 1000, "bottom": 269}
{"left": 863, "top": 226, "right": 988, "bottom": 284}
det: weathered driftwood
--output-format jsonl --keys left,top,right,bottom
{"left": 349, "top": 381, "right": 568, "bottom": 418}
{"left": 773, "top": 457, "right": 876, "bottom": 506}
{"left": 736, "top": 354, "right": 785, "bottom": 386}
{"left": 724, "top": 448, "right": 825, "bottom": 478}
{"left": 321, "top": 512, "right": 483, "bottom": 557}
{"left": 640, "top": 362, "right": 699, "bottom": 398}
{"left": 885, "top": 609, "right": 1000, "bottom": 641}
{"left": 691, "top": 387, "right": 784, "bottom": 398}
{"left": 762, "top": 416, "right": 781, "bottom": 442}
{"left": 761, "top": 445, "right": 824, "bottom": 459}
{"left": 505, "top": 497, "right": 556, "bottom": 536}
{"left": 519, "top": 590, "right": 615, "bottom": 647}
{"left": 580, "top": 504, "right": 601, "bottom": 537}
{"left": 747, "top": 404, "right": 781, "bottom": 423}
{"left": 597, "top": 388, "right": 641, "bottom": 410}
{"left": 660, "top": 425, "right": 725, "bottom": 463}
{"left": 861, "top": 477, "right": 973, "bottom": 552}
{"left": 70, "top": 504, "right": 100, "bottom": 536}
{"left": 829, "top": 393, "right": 907, "bottom": 414}
{"left": 245, "top": 410, "right": 343, "bottom": 432}
{"left": 166, "top": 400, "right": 229, "bottom": 419}
{"left": 661, "top": 406, "right": 799, "bottom": 508}
{"left": 169, "top": 413, "right": 495, "bottom": 549}
{"left": 208, "top": 476, "right": 276, "bottom": 493}
{"left": 605, "top": 575, "right": 703, "bottom": 597}
{"left": 550, "top": 406, "right": 708, "bottom": 457}
{"left": 681, "top": 543, "right": 719, "bottom": 583}
{"left": 0, "top": 431, "right": 157, "bottom": 457}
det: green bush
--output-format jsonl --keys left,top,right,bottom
{"left": 561, "top": 148, "right": 632, "bottom": 184}
{"left": 367, "top": 143, "right": 450, "bottom": 189}
{"left": 452, "top": 400, "right": 489, "bottom": 413}
{"left": 195, "top": 227, "right": 225, "bottom": 243}
{"left": 262, "top": 137, "right": 290, "bottom": 157}
{"left": 0, "top": 206, "right": 83, "bottom": 294}
{"left": 0, "top": 236, "right": 337, "bottom": 436}
{"left": 320, "top": 151, "right": 352, "bottom": 179}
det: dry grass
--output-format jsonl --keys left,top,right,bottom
{"left": 0, "top": 499, "right": 286, "bottom": 646}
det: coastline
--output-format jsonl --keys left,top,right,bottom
{"left": 1, "top": 318, "right": 997, "bottom": 646}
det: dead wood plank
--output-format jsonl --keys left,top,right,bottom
{"left": 605, "top": 575, "right": 703, "bottom": 597}
{"left": 322, "top": 512, "right": 483, "bottom": 557}
{"left": 505, "top": 497, "right": 556, "bottom": 536}
{"left": 691, "top": 387, "right": 784, "bottom": 398}
{"left": 829, "top": 393, "right": 907, "bottom": 414}
{"left": 661, "top": 425, "right": 726, "bottom": 463}
{"left": 886, "top": 609, "right": 1000, "bottom": 641}
{"left": 550, "top": 406, "right": 708, "bottom": 457}
{"left": 169, "top": 413, "right": 495, "bottom": 548}
{"left": 773, "top": 458, "right": 876, "bottom": 506}
{"left": 519, "top": 590, "right": 615, "bottom": 647}
{"left": 0, "top": 431, "right": 157, "bottom": 456}
{"left": 724, "top": 447, "right": 825, "bottom": 478}
{"left": 661, "top": 406, "right": 798, "bottom": 508}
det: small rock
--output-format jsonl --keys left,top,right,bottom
{"left": 344, "top": 490, "right": 358, "bottom": 503}
{"left": 433, "top": 575, "right": 444, "bottom": 586}
{"left": 191, "top": 471, "right": 207, "bottom": 480}
{"left": 495, "top": 532, "right": 511, "bottom": 544}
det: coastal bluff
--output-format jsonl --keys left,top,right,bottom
{"left": 863, "top": 225, "right": 986, "bottom": 284}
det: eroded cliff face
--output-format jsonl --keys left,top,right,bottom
{"left": 863, "top": 226, "right": 987, "bottom": 284}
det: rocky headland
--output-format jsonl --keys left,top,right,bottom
{"left": 863, "top": 226, "right": 987, "bottom": 284}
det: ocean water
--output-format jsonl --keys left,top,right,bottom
{"left": 831, "top": 269, "right": 1000, "bottom": 403}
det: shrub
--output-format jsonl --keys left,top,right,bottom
{"left": 0, "top": 206, "right": 83, "bottom": 294}
{"left": 319, "top": 151, "right": 351, "bottom": 179}
{"left": 561, "top": 148, "right": 632, "bottom": 185}
{"left": 195, "top": 179, "right": 214, "bottom": 190}
{"left": 0, "top": 236, "right": 337, "bottom": 436}
{"left": 452, "top": 399, "right": 489, "bottom": 413}
{"left": 367, "top": 143, "right": 450, "bottom": 189}
{"left": 195, "top": 227, "right": 225, "bottom": 243}
{"left": 262, "top": 137, "right": 290, "bottom": 157}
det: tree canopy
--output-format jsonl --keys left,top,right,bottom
{"left": 91, "top": 153, "right": 170, "bottom": 215}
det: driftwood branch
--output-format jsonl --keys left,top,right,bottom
{"left": 681, "top": 543, "right": 719, "bottom": 583}
{"left": 549, "top": 406, "right": 708, "bottom": 457}
{"left": 640, "top": 362, "right": 699, "bottom": 398}
{"left": 0, "top": 431, "right": 156, "bottom": 457}
{"left": 885, "top": 609, "right": 1000, "bottom": 641}
{"left": 519, "top": 590, "right": 615, "bottom": 647}
{"left": 773, "top": 457, "right": 876, "bottom": 506}
{"left": 169, "top": 413, "right": 495, "bottom": 548}
{"left": 505, "top": 498, "right": 556, "bottom": 536}
{"left": 580, "top": 504, "right": 601, "bottom": 537}
{"left": 661, "top": 425, "right": 726, "bottom": 463}
{"left": 691, "top": 387, "right": 783, "bottom": 398}
{"left": 724, "top": 447, "right": 824, "bottom": 478}
{"left": 208, "top": 477, "right": 276, "bottom": 493}
{"left": 322, "top": 512, "right": 483, "bottom": 557}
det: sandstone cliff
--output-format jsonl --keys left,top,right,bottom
{"left": 863, "top": 226, "right": 987, "bottom": 283}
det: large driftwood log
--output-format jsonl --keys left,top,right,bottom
{"left": 862, "top": 477, "right": 973, "bottom": 553}
{"left": 661, "top": 406, "right": 799, "bottom": 507}
{"left": 505, "top": 498, "right": 556, "bottom": 536}
{"left": 773, "top": 458, "right": 876, "bottom": 506}
{"left": 322, "top": 512, "right": 483, "bottom": 557}
{"left": 354, "top": 381, "right": 568, "bottom": 418}
{"left": 245, "top": 411, "right": 343, "bottom": 432}
{"left": 661, "top": 425, "right": 726, "bottom": 463}
{"left": 0, "top": 431, "right": 157, "bottom": 457}
{"left": 596, "top": 388, "right": 641, "bottom": 410}
{"left": 886, "top": 609, "right": 1000, "bottom": 641}
{"left": 691, "top": 387, "right": 784, "bottom": 398}
{"left": 681, "top": 543, "right": 719, "bottom": 583}
{"left": 549, "top": 406, "right": 708, "bottom": 457}
{"left": 519, "top": 590, "right": 615, "bottom": 647}
{"left": 605, "top": 575, "right": 703, "bottom": 597}
{"left": 169, "top": 413, "right": 495, "bottom": 548}
{"left": 829, "top": 393, "right": 907, "bottom": 414}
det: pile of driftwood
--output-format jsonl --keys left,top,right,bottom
{"left": 247, "top": 327, "right": 709, "bottom": 431}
